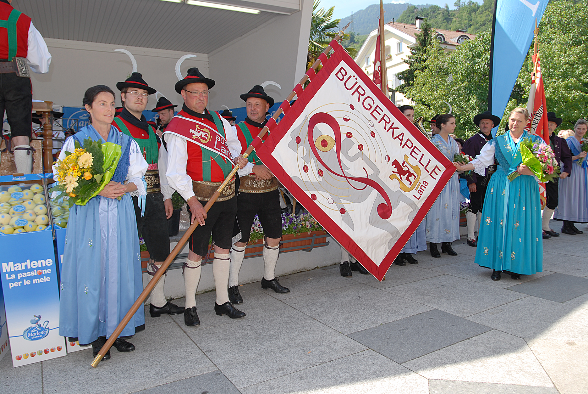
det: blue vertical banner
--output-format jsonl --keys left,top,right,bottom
{"left": 0, "top": 231, "right": 66, "bottom": 367}
{"left": 488, "top": 0, "right": 550, "bottom": 135}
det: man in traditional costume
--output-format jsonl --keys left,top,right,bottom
{"left": 113, "top": 73, "right": 184, "bottom": 318}
{"left": 227, "top": 85, "right": 290, "bottom": 304}
{"left": 461, "top": 111, "right": 501, "bottom": 247}
{"left": 220, "top": 109, "right": 236, "bottom": 126}
{"left": 152, "top": 96, "right": 177, "bottom": 138}
{"left": 0, "top": 0, "right": 51, "bottom": 173}
{"left": 541, "top": 112, "right": 572, "bottom": 238}
{"left": 165, "top": 68, "right": 247, "bottom": 326}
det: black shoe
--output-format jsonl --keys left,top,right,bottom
{"left": 467, "top": 238, "right": 477, "bottom": 247}
{"left": 91, "top": 337, "right": 111, "bottom": 360}
{"left": 150, "top": 301, "right": 185, "bottom": 317}
{"left": 441, "top": 242, "right": 458, "bottom": 256}
{"left": 214, "top": 302, "right": 246, "bottom": 319}
{"left": 403, "top": 253, "right": 418, "bottom": 264}
{"left": 184, "top": 306, "right": 200, "bottom": 326}
{"left": 430, "top": 243, "right": 441, "bottom": 258}
{"left": 339, "top": 261, "right": 352, "bottom": 277}
{"left": 491, "top": 270, "right": 501, "bottom": 281}
{"left": 350, "top": 261, "right": 369, "bottom": 274}
{"left": 545, "top": 230, "right": 559, "bottom": 237}
{"left": 394, "top": 255, "right": 406, "bottom": 266}
{"left": 542, "top": 231, "right": 551, "bottom": 239}
{"left": 113, "top": 338, "right": 135, "bottom": 352}
{"left": 228, "top": 286, "right": 243, "bottom": 304}
{"left": 510, "top": 273, "right": 521, "bottom": 280}
{"left": 571, "top": 224, "right": 584, "bottom": 234}
{"left": 261, "top": 277, "right": 290, "bottom": 293}
{"left": 561, "top": 222, "right": 576, "bottom": 235}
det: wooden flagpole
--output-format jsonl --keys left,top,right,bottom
{"left": 379, "top": 0, "right": 387, "bottom": 96}
{"left": 91, "top": 27, "right": 350, "bottom": 368}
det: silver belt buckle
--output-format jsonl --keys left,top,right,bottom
{"left": 14, "top": 58, "right": 30, "bottom": 78}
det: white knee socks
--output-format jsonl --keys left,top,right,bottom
{"left": 466, "top": 211, "right": 477, "bottom": 240}
{"left": 229, "top": 245, "right": 246, "bottom": 287}
{"left": 263, "top": 244, "right": 280, "bottom": 280}
{"left": 213, "top": 253, "right": 230, "bottom": 305}
{"left": 149, "top": 263, "right": 167, "bottom": 308}
{"left": 542, "top": 208, "right": 554, "bottom": 231}
{"left": 14, "top": 145, "right": 32, "bottom": 174}
{"left": 183, "top": 259, "right": 201, "bottom": 308}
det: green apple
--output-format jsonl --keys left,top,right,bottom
{"left": 54, "top": 218, "right": 68, "bottom": 228}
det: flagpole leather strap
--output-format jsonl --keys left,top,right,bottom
{"left": 192, "top": 178, "right": 235, "bottom": 201}
{"left": 238, "top": 175, "right": 278, "bottom": 193}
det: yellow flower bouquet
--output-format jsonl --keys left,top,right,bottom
{"left": 54, "top": 138, "right": 122, "bottom": 206}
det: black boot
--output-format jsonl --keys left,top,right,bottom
{"left": 394, "top": 254, "right": 406, "bottom": 266}
{"left": 91, "top": 336, "right": 111, "bottom": 360}
{"left": 228, "top": 286, "right": 243, "bottom": 304}
{"left": 562, "top": 221, "right": 577, "bottom": 235}
{"left": 261, "top": 277, "right": 290, "bottom": 293}
{"left": 214, "top": 302, "right": 246, "bottom": 319}
{"left": 571, "top": 223, "right": 584, "bottom": 234}
{"left": 403, "top": 253, "right": 418, "bottom": 264}
{"left": 430, "top": 243, "right": 441, "bottom": 258}
{"left": 340, "top": 261, "right": 352, "bottom": 277}
{"left": 491, "top": 270, "right": 501, "bottom": 281}
{"left": 184, "top": 306, "right": 200, "bottom": 326}
{"left": 149, "top": 301, "right": 185, "bottom": 317}
{"left": 441, "top": 242, "right": 458, "bottom": 256}
{"left": 350, "top": 261, "right": 369, "bottom": 274}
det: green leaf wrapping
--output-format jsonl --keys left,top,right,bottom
{"left": 519, "top": 143, "right": 545, "bottom": 181}
{"left": 74, "top": 142, "right": 122, "bottom": 206}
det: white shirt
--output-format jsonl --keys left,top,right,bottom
{"left": 157, "top": 142, "right": 174, "bottom": 201}
{"left": 27, "top": 22, "right": 51, "bottom": 74}
{"left": 165, "top": 114, "right": 241, "bottom": 202}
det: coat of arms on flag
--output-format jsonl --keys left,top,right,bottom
{"left": 256, "top": 40, "right": 455, "bottom": 280}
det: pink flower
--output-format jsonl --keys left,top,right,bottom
{"left": 547, "top": 165, "right": 554, "bottom": 174}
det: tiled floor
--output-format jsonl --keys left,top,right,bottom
{"left": 2, "top": 227, "right": 588, "bottom": 393}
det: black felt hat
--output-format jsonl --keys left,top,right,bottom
{"left": 240, "top": 85, "right": 274, "bottom": 107}
{"left": 426, "top": 114, "right": 440, "bottom": 124}
{"left": 175, "top": 68, "right": 215, "bottom": 94}
{"left": 547, "top": 112, "right": 562, "bottom": 127}
{"left": 220, "top": 109, "right": 236, "bottom": 121}
{"left": 473, "top": 111, "right": 501, "bottom": 127}
{"left": 151, "top": 97, "right": 177, "bottom": 112}
{"left": 116, "top": 72, "right": 157, "bottom": 95}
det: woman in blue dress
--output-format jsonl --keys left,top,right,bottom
{"left": 553, "top": 119, "right": 588, "bottom": 235}
{"left": 455, "top": 108, "right": 543, "bottom": 281}
{"left": 426, "top": 114, "right": 461, "bottom": 258}
{"left": 55, "top": 85, "right": 148, "bottom": 360}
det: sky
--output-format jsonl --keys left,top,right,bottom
{"left": 318, "top": 0, "right": 481, "bottom": 20}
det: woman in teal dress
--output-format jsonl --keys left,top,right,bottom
{"left": 455, "top": 108, "right": 543, "bottom": 281}
{"left": 55, "top": 86, "right": 148, "bottom": 359}
{"left": 426, "top": 114, "right": 461, "bottom": 258}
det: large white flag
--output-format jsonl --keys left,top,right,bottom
{"left": 256, "top": 40, "right": 455, "bottom": 280}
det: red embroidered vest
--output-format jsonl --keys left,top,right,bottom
{"left": 0, "top": 3, "right": 30, "bottom": 60}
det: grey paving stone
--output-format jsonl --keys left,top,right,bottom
{"left": 348, "top": 309, "right": 491, "bottom": 363}
{"left": 384, "top": 274, "right": 526, "bottom": 317}
{"left": 508, "top": 273, "right": 588, "bottom": 303}
{"left": 350, "top": 263, "right": 445, "bottom": 289}
{"left": 179, "top": 294, "right": 366, "bottom": 389}
{"left": 41, "top": 321, "right": 216, "bottom": 394}
{"left": 0, "top": 353, "right": 42, "bottom": 394}
{"left": 467, "top": 295, "right": 568, "bottom": 340}
{"left": 404, "top": 330, "right": 554, "bottom": 387}
{"left": 542, "top": 250, "right": 588, "bottom": 278}
{"left": 241, "top": 350, "right": 429, "bottom": 394}
{"left": 429, "top": 380, "right": 559, "bottom": 394}
{"left": 134, "top": 370, "right": 240, "bottom": 394}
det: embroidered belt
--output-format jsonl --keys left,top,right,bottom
{"left": 192, "top": 179, "right": 235, "bottom": 202}
{"left": 238, "top": 175, "right": 279, "bottom": 193}
{"left": 145, "top": 170, "right": 161, "bottom": 194}
{"left": 0, "top": 58, "right": 29, "bottom": 77}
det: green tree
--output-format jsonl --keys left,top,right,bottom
{"left": 307, "top": 0, "right": 357, "bottom": 69}
{"left": 397, "top": 19, "right": 439, "bottom": 94}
